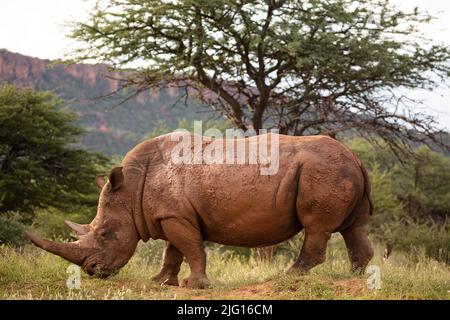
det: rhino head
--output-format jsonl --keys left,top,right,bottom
{"left": 26, "top": 167, "right": 140, "bottom": 278}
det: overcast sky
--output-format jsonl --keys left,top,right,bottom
{"left": 0, "top": 0, "right": 449, "bottom": 129}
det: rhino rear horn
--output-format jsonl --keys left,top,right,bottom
{"left": 25, "top": 230, "right": 90, "bottom": 266}
{"left": 96, "top": 175, "right": 107, "bottom": 190}
{"left": 64, "top": 220, "right": 89, "bottom": 238}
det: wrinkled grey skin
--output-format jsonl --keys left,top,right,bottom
{"left": 28, "top": 133, "right": 374, "bottom": 288}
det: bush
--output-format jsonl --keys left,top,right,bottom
{"left": 380, "top": 217, "right": 450, "bottom": 264}
{"left": 0, "top": 215, "right": 27, "bottom": 246}
{"left": 32, "top": 207, "right": 95, "bottom": 240}
{"left": 368, "top": 164, "right": 406, "bottom": 233}
{"left": 391, "top": 146, "right": 450, "bottom": 220}
{"left": 0, "top": 84, "right": 110, "bottom": 221}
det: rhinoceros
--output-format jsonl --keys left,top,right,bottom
{"left": 27, "top": 133, "right": 373, "bottom": 288}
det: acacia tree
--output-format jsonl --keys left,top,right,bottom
{"left": 71, "top": 0, "right": 450, "bottom": 150}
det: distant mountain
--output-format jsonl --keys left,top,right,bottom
{"left": 0, "top": 49, "right": 205, "bottom": 155}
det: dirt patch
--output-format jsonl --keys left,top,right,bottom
{"left": 330, "top": 278, "right": 368, "bottom": 297}
{"left": 214, "top": 277, "right": 368, "bottom": 299}
{"left": 112, "top": 277, "right": 369, "bottom": 299}
{"left": 158, "top": 283, "right": 276, "bottom": 300}
{"left": 221, "top": 281, "right": 275, "bottom": 299}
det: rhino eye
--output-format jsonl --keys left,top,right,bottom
{"left": 99, "top": 228, "right": 117, "bottom": 240}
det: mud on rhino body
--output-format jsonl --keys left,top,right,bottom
{"left": 27, "top": 133, "right": 374, "bottom": 288}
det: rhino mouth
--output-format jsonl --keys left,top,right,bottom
{"left": 82, "top": 255, "right": 119, "bottom": 278}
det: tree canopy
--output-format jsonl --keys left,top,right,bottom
{"left": 71, "top": 0, "right": 450, "bottom": 151}
{"left": 0, "top": 84, "right": 109, "bottom": 221}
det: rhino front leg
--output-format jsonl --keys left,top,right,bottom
{"left": 151, "top": 241, "right": 183, "bottom": 286}
{"left": 160, "top": 218, "right": 210, "bottom": 289}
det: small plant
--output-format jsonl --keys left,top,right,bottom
{"left": 0, "top": 215, "right": 27, "bottom": 246}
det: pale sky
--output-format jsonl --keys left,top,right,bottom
{"left": 0, "top": 0, "right": 449, "bottom": 129}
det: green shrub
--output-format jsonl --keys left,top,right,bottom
{"left": 0, "top": 84, "right": 110, "bottom": 221}
{"left": 391, "top": 146, "right": 450, "bottom": 220}
{"left": 32, "top": 207, "right": 95, "bottom": 239}
{"left": 368, "top": 164, "right": 406, "bottom": 233}
{"left": 380, "top": 217, "right": 450, "bottom": 264}
{"left": 346, "top": 138, "right": 398, "bottom": 171}
{"left": 348, "top": 138, "right": 450, "bottom": 221}
{"left": 0, "top": 215, "right": 27, "bottom": 246}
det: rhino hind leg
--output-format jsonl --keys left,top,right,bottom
{"left": 288, "top": 229, "right": 332, "bottom": 274}
{"left": 288, "top": 162, "right": 352, "bottom": 274}
{"left": 151, "top": 241, "right": 183, "bottom": 286}
{"left": 340, "top": 198, "right": 374, "bottom": 274}
{"left": 159, "top": 218, "right": 210, "bottom": 289}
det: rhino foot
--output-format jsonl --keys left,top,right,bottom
{"left": 286, "top": 266, "right": 309, "bottom": 276}
{"left": 151, "top": 273, "right": 179, "bottom": 286}
{"left": 181, "top": 275, "right": 210, "bottom": 289}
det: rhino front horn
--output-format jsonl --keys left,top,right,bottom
{"left": 25, "top": 230, "right": 89, "bottom": 266}
{"left": 64, "top": 220, "right": 89, "bottom": 237}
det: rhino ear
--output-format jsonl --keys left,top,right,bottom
{"left": 108, "top": 166, "right": 124, "bottom": 192}
{"left": 96, "top": 175, "right": 107, "bottom": 190}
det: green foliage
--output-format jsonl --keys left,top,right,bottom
{"left": 32, "top": 207, "right": 96, "bottom": 240}
{"left": 392, "top": 146, "right": 450, "bottom": 219}
{"left": 348, "top": 138, "right": 450, "bottom": 220}
{"left": 0, "top": 84, "right": 110, "bottom": 221}
{"left": 345, "top": 138, "right": 398, "bottom": 171}
{"left": 0, "top": 215, "right": 27, "bottom": 246}
{"left": 381, "top": 217, "right": 450, "bottom": 264}
{"left": 367, "top": 164, "right": 405, "bottom": 230}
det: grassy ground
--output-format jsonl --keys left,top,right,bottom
{"left": 1, "top": 234, "right": 449, "bottom": 300}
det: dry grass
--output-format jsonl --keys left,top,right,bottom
{"left": 1, "top": 234, "right": 449, "bottom": 300}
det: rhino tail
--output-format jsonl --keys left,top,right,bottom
{"left": 359, "top": 162, "right": 373, "bottom": 216}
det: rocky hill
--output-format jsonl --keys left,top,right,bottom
{"left": 0, "top": 49, "right": 204, "bottom": 155}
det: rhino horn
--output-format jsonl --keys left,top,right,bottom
{"left": 64, "top": 220, "right": 89, "bottom": 238}
{"left": 25, "top": 230, "right": 89, "bottom": 266}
